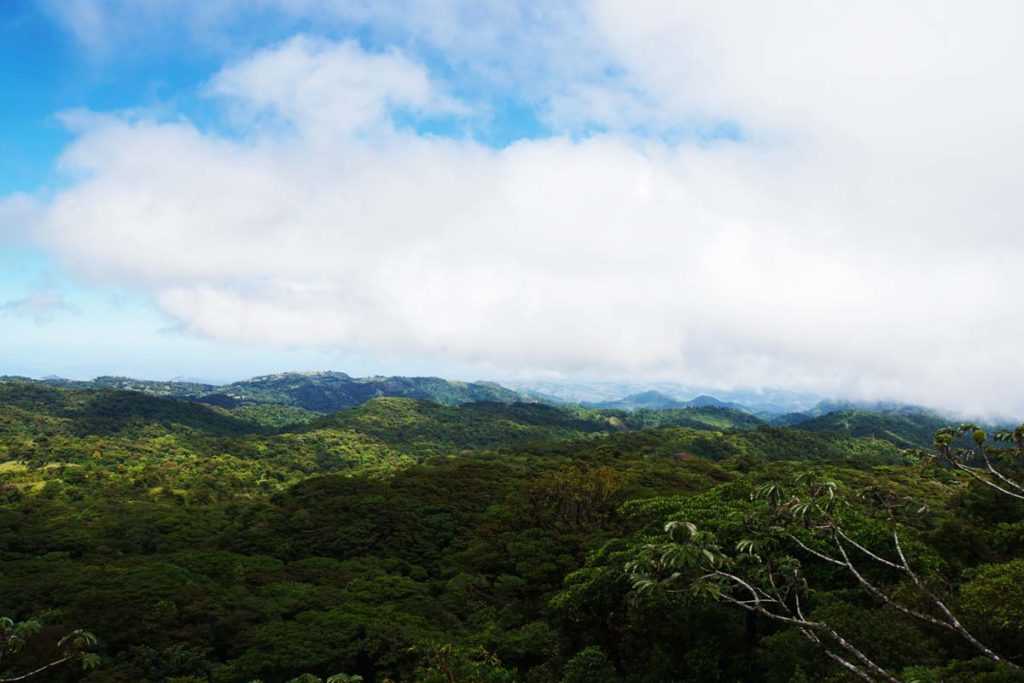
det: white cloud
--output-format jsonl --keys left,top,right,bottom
{"left": 0, "top": 193, "right": 43, "bottom": 245}
{"left": 209, "top": 36, "right": 460, "bottom": 139}
{"left": 2, "top": 288, "right": 77, "bottom": 323}
{"left": 20, "top": 3, "right": 1024, "bottom": 417}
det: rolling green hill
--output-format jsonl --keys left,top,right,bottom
{"left": 308, "top": 397, "right": 614, "bottom": 456}
{"left": 795, "top": 408, "right": 951, "bottom": 449}
{"left": 200, "top": 372, "right": 527, "bottom": 411}
{"left": 0, "top": 381, "right": 269, "bottom": 437}
{"left": 610, "top": 405, "right": 765, "bottom": 431}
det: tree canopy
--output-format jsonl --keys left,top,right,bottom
{"left": 0, "top": 382, "right": 1020, "bottom": 681}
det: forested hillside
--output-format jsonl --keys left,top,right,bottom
{"left": 0, "top": 382, "right": 1021, "bottom": 682}
{"left": 796, "top": 408, "right": 952, "bottom": 449}
{"left": 7, "top": 372, "right": 527, "bottom": 413}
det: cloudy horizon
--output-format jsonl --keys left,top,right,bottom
{"left": 2, "top": 1, "right": 1023, "bottom": 417}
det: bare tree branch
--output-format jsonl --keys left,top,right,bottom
{"left": 800, "top": 627, "right": 878, "bottom": 683}
{"left": 947, "top": 460, "right": 1024, "bottom": 501}
{"left": 787, "top": 533, "right": 845, "bottom": 566}
{"left": 832, "top": 534, "right": 951, "bottom": 631}
{"left": 890, "top": 530, "right": 1021, "bottom": 672}
{"left": 833, "top": 528, "right": 903, "bottom": 571}
{"left": 977, "top": 449, "right": 1024, "bottom": 495}
{"left": 0, "top": 655, "right": 74, "bottom": 682}
{"left": 710, "top": 570, "right": 902, "bottom": 683}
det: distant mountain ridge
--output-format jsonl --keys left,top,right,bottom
{"left": 500, "top": 379, "right": 823, "bottom": 414}
{"left": 685, "top": 394, "right": 747, "bottom": 410}
{"left": 585, "top": 390, "right": 688, "bottom": 410}
{"left": 585, "top": 390, "right": 747, "bottom": 412}
{"left": 766, "top": 400, "right": 945, "bottom": 427}
{"left": 0, "top": 371, "right": 528, "bottom": 414}
{"left": 0, "top": 372, "right": 991, "bottom": 450}
{"left": 194, "top": 372, "right": 526, "bottom": 412}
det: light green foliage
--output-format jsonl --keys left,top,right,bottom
{"left": 961, "top": 559, "right": 1024, "bottom": 635}
{"left": 561, "top": 646, "right": 617, "bottom": 683}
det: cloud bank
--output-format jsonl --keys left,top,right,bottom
{"left": 18, "top": 1, "right": 1024, "bottom": 415}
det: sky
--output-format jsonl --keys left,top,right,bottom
{"left": 1, "top": 1, "right": 1023, "bottom": 416}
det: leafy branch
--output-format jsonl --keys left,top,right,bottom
{"left": 912, "top": 423, "right": 1024, "bottom": 502}
{"left": 0, "top": 617, "right": 100, "bottom": 681}
{"left": 629, "top": 459, "right": 1024, "bottom": 682}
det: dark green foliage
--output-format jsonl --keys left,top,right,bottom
{"left": 225, "top": 404, "right": 318, "bottom": 428}
{"left": 414, "top": 643, "right": 517, "bottom": 682}
{"left": 0, "top": 615, "right": 100, "bottom": 680}
{"left": 608, "top": 406, "right": 765, "bottom": 431}
{"left": 902, "top": 658, "right": 1024, "bottom": 683}
{"left": 0, "top": 381, "right": 266, "bottom": 437}
{"left": 308, "top": 398, "right": 615, "bottom": 455}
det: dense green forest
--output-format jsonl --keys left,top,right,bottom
{"left": 0, "top": 380, "right": 1021, "bottom": 682}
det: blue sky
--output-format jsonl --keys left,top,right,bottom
{"left": 0, "top": 6, "right": 223, "bottom": 379}
{"left": 1, "top": 1, "right": 1023, "bottom": 416}
{"left": 0, "top": 0, "right": 554, "bottom": 382}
